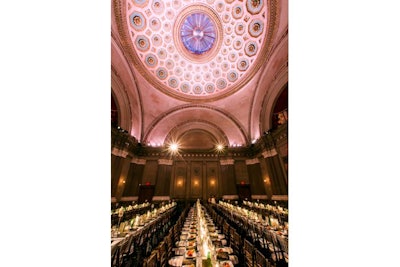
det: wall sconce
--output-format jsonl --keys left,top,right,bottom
{"left": 194, "top": 180, "right": 199, "bottom": 186}
{"left": 210, "top": 179, "right": 215, "bottom": 186}
{"left": 177, "top": 180, "right": 183, "bottom": 186}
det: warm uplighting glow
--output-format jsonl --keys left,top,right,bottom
{"left": 210, "top": 179, "right": 215, "bottom": 186}
{"left": 194, "top": 180, "right": 199, "bottom": 186}
{"left": 177, "top": 180, "right": 183, "bottom": 186}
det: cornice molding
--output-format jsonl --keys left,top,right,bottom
{"left": 262, "top": 148, "right": 278, "bottom": 158}
{"left": 112, "top": 147, "right": 129, "bottom": 158}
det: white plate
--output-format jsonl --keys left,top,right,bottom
{"left": 219, "top": 260, "right": 233, "bottom": 267}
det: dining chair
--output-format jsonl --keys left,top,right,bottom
{"left": 111, "top": 244, "right": 120, "bottom": 267}
{"left": 113, "top": 237, "right": 129, "bottom": 267}
{"left": 254, "top": 248, "right": 271, "bottom": 267}
{"left": 156, "top": 240, "right": 167, "bottom": 267}
{"left": 142, "top": 250, "right": 158, "bottom": 267}
{"left": 244, "top": 238, "right": 255, "bottom": 267}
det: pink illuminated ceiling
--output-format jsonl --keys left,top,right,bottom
{"left": 112, "top": 0, "right": 288, "bottom": 150}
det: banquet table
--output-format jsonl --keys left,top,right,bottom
{"left": 168, "top": 201, "right": 239, "bottom": 267}
{"left": 111, "top": 204, "right": 176, "bottom": 255}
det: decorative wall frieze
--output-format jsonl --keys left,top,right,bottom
{"left": 158, "top": 159, "right": 173, "bottom": 165}
{"left": 112, "top": 147, "right": 129, "bottom": 158}
{"left": 220, "top": 159, "right": 235, "bottom": 165}
{"left": 245, "top": 158, "right": 260, "bottom": 165}
{"left": 262, "top": 148, "right": 278, "bottom": 158}
{"left": 131, "top": 157, "right": 146, "bottom": 165}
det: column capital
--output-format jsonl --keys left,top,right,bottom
{"left": 262, "top": 148, "right": 278, "bottom": 158}
{"left": 220, "top": 159, "right": 234, "bottom": 165}
{"left": 131, "top": 157, "right": 146, "bottom": 165}
{"left": 112, "top": 148, "right": 129, "bottom": 158}
{"left": 245, "top": 158, "right": 260, "bottom": 165}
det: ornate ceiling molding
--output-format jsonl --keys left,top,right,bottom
{"left": 112, "top": 0, "right": 280, "bottom": 102}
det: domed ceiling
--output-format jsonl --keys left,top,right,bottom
{"left": 116, "top": 0, "right": 276, "bottom": 102}
{"left": 112, "top": 0, "right": 287, "bottom": 149}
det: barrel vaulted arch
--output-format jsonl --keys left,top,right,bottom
{"left": 144, "top": 105, "right": 247, "bottom": 147}
{"left": 165, "top": 120, "right": 230, "bottom": 149}
{"left": 250, "top": 29, "right": 288, "bottom": 138}
{"left": 111, "top": 37, "right": 143, "bottom": 139}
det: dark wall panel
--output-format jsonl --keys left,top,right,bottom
{"left": 155, "top": 164, "right": 172, "bottom": 196}
{"left": 247, "top": 163, "right": 266, "bottom": 195}
{"left": 220, "top": 165, "right": 237, "bottom": 195}
{"left": 142, "top": 160, "right": 158, "bottom": 185}
{"left": 173, "top": 162, "right": 187, "bottom": 199}
{"left": 111, "top": 155, "right": 123, "bottom": 197}
{"left": 122, "top": 163, "right": 144, "bottom": 197}
{"left": 234, "top": 160, "right": 249, "bottom": 184}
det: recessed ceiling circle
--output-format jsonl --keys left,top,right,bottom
{"left": 173, "top": 4, "right": 223, "bottom": 64}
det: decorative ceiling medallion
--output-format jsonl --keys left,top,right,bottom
{"left": 246, "top": 0, "right": 264, "bottom": 15}
{"left": 151, "top": 34, "right": 162, "bottom": 46}
{"left": 129, "top": 12, "right": 146, "bottom": 31}
{"left": 180, "top": 13, "right": 216, "bottom": 55}
{"left": 235, "top": 22, "right": 246, "bottom": 35}
{"left": 174, "top": 4, "right": 223, "bottom": 63}
{"left": 168, "top": 77, "right": 179, "bottom": 88}
{"left": 244, "top": 41, "right": 258, "bottom": 57}
{"left": 156, "top": 67, "right": 168, "bottom": 80}
{"left": 180, "top": 82, "right": 191, "bottom": 93}
{"left": 118, "top": 0, "right": 277, "bottom": 101}
{"left": 133, "top": 0, "right": 148, "bottom": 7}
{"left": 135, "top": 35, "right": 150, "bottom": 51}
{"left": 151, "top": 0, "right": 164, "bottom": 14}
{"left": 149, "top": 17, "right": 161, "bottom": 31}
{"left": 249, "top": 19, "right": 264, "bottom": 37}
{"left": 216, "top": 78, "right": 227, "bottom": 89}
{"left": 193, "top": 84, "right": 203, "bottom": 94}
{"left": 227, "top": 70, "right": 239, "bottom": 82}
{"left": 237, "top": 58, "right": 249, "bottom": 71}
{"left": 145, "top": 53, "right": 158, "bottom": 68}
{"left": 232, "top": 5, "right": 244, "bottom": 19}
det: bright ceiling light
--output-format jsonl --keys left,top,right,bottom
{"left": 215, "top": 144, "right": 224, "bottom": 152}
{"left": 169, "top": 143, "right": 179, "bottom": 152}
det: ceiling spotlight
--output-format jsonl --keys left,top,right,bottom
{"left": 169, "top": 143, "right": 179, "bottom": 152}
{"left": 216, "top": 144, "right": 224, "bottom": 152}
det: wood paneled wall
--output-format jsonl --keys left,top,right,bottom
{"left": 114, "top": 155, "right": 287, "bottom": 201}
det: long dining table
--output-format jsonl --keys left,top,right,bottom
{"left": 214, "top": 201, "right": 288, "bottom": 263}
{"left": 111, "top": 202, "right": 177, "bottom": 260}
{"left": 168, "top": 201, "right": 239, "bottom": 267}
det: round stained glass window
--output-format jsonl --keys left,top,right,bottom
{"left": 180, "top": 13, "right": 216, "bottom": 55}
